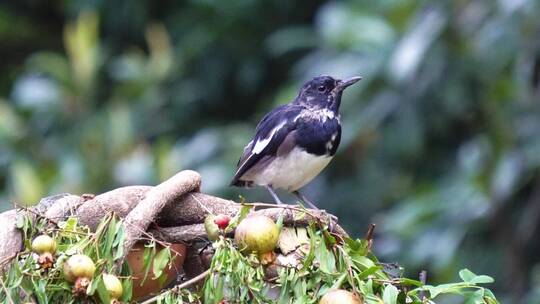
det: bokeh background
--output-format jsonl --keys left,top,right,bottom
{"left": 1, "top": 0, "right": 539, "bottom": 302}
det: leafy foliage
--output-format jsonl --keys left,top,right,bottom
{"left": 0, "top": 212, "right": 184, "bottom": 303}
{"left": 1, "top": 213, "right": 133, "bottom": 303}
{"left": 1, "top": 211, "right": 499, "bottom": 303}
{"left": 201, "top": 223, "right": 498, "bottom": 303}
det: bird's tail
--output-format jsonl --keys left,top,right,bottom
{"left": 229, "top": 179, "right": 253, "bottom": 188}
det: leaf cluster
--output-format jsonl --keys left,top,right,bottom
{"left": 200, "top": 220, "right": 499, "bottom": 304}
{"left": 1, "top": 210, "right": 500, "bottom": 304}
{"left": 1, "top": 213, "right": 132, "bottom": 303}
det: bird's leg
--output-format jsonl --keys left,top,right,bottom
{"left": 265, "top": 185, "right": 285, "bottom": 205}
{"left": 292, "top": 191, "right": 319, "bottom": 209}
{"left": 293, "top": 190, "right": 338, "bottom": 225}
{"left": 267, "top": 185, "right": 295, "bottom": 219}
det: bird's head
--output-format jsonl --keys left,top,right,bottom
{"left": 295, "top": 75, "right": 362, "bottom": 111}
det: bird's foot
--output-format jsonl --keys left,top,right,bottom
{"left": 295, "top": 205, "right": 338, "bottom": 230}
{"left": 325, "top": 212, "right": 339, "bottom": 223}
{"left": 318, "top": 210, "right": 338, "bottom": 231}
{"left": 292, "top": 191, "right": 322, "bottom": 211}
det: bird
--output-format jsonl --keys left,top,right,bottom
{"left": 230, "top": 75, "right": 362, "bottom": 209}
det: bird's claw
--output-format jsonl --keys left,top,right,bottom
{"left": 314, "top": 209, "right": 338, "bottom": 231}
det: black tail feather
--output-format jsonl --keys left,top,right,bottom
{"left": 230, "top": 179, "right": 253, "bottom": 188}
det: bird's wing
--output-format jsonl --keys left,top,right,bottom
{"left": 230, "top": 105, "right": 301, "bottom": 186}
{"left": 236, "top": 140, "right": 254, "bottom": 167}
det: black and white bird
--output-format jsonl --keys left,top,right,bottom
{"left": 230, "top": 75, "right": 362, "bottom": 209}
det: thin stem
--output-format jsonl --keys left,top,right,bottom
{"left": 14, "top": 203, "right": 59, "bottom": 226}
{"left": 190, "top": 193, "right": 214, "bottom": 215}
{"left": 116, "top": 219, "right": 185, "bottom": 273}
{"left": 0, "top": 276, "right": 15, "bottom": 304}
{"left": 243, "top": 202, "right": 320, "bottom": 219}
{"left": 122, "top": 220, "right": 178, "bottom": 251}
{"left": 337, "top": 246, "right": 359, "bottom": 294}
{"left": 140, "top": 269, "right": 211, "bottom": 304}
{"left": 365, "top": 223, "right": 376, "bottom": 250}
{"left": 419, "top": 270, "right": 427, "bottom": 301}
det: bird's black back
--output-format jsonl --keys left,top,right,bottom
{"left": 230, "top": 74, "right": 357, "bottom": 188}
{"left": 230, "top": 103, "right": 341, "bottom": 187}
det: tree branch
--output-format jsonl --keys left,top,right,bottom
{"left": 119, "top": 170, "right": 201, "bottom": 266}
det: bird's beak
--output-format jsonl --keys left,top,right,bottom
{"left": 336, "top": 76, "right": 362, "bottom": 92}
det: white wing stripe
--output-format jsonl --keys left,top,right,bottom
{"left": 252, "top": 121, "right": 286, "bottom": 154}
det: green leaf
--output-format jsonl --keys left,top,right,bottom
{"left": 349, "top": 253, "right": 375, "bottom": 268}
{"left": 331, "top": 272, "right": 348, "bottom": 289}
{"left": 113, "top": 223, "right": 126, "bottom": 260}
{"left": 459, "top": 268, "right": 476, "bottom": 282}
{"left": 313, "top": 235, "right": 336, "bottom": 274}
{"left": 358, "top": 265, "right": 384, "bottom": 280}
{"left": 141, "top": 242, "right": 156, "bottom": 284}
{"left": 344, "top": 237, "right": 369, "bottom": 256}
{"left": 153, "top": 246, "right": 171, "bottom": 279}
{"left": 117, "top": 261, "right": 132, "bottom": 301}
{"left": 425, "top": 283, "right": 465, "bottom": 298}
{"left": 101, "top": 216, "right": 117, "bottom": 263}
{"left": 471, "top": 275, "right": 495, "bottom": 284}
{"left": 398, "top": 277, "right": 423, "bottom": 287}
{"left": 96, "top": 275, "right": 112, "bottom": 304}
{"left": 322, "top": 229, "right": 337, "bottom": 246}
{"left": 382, "top": 284, "right": 399, "bottom": 304}
{"left": 276, "top": 212, "right": 284, "bottom": 230}
{"left": 459, "top": 268, "right": 494, "bottom": 284}
{"left": 215, "top": 274, "right": 224, "bottom": 302}
{"left": 302, "top": 226, "right": 317, "bottom": 268}
{"left": 32, "top": 279, "right": 48, "bottom": 304}
{"left": 228, "top": 204, "right": 253, "bottom": 229}
{"left": 63, "top": 217, "right": 78, "bottom": 232}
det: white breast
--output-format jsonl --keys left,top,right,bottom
{"left": 243, "top": 147, "right": 332, "bottom": 191}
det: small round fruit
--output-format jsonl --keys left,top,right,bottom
{"left": 31, "top": 235, "right": 56, "bottom": 254}
{"left": 234, "top": 215, "right": 279, "bottom": 254}
{"left": 204, "top": 215, "right": 220, "bottom": 241}
{"left": 319, "top": 289, "right": 362, "bottom": 304}
{"left": 214, "top": 214, "right": 231, "bottom": 230}
{"left": 63, "top": 254, "right": 96, "bottom": 282}
{"left": 103, "top": 274, "right": 123, "bottom": 299}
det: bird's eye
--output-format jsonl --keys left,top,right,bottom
{"left": 317, "top": 85, "right": 326, "bottom": 92}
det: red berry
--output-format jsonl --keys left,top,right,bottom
{"left": 214, "top": 214, "right": 230, "bottom": 230}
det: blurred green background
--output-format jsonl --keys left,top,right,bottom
{"left": 1, "top": 0, "right": 540, "bottom": 302}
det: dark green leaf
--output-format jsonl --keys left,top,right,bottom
{"left": 153, "top": 246, "right": 171, "bottom": 279}
{"left": 141, "top": 242, "right": 156, "bottom": 284}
